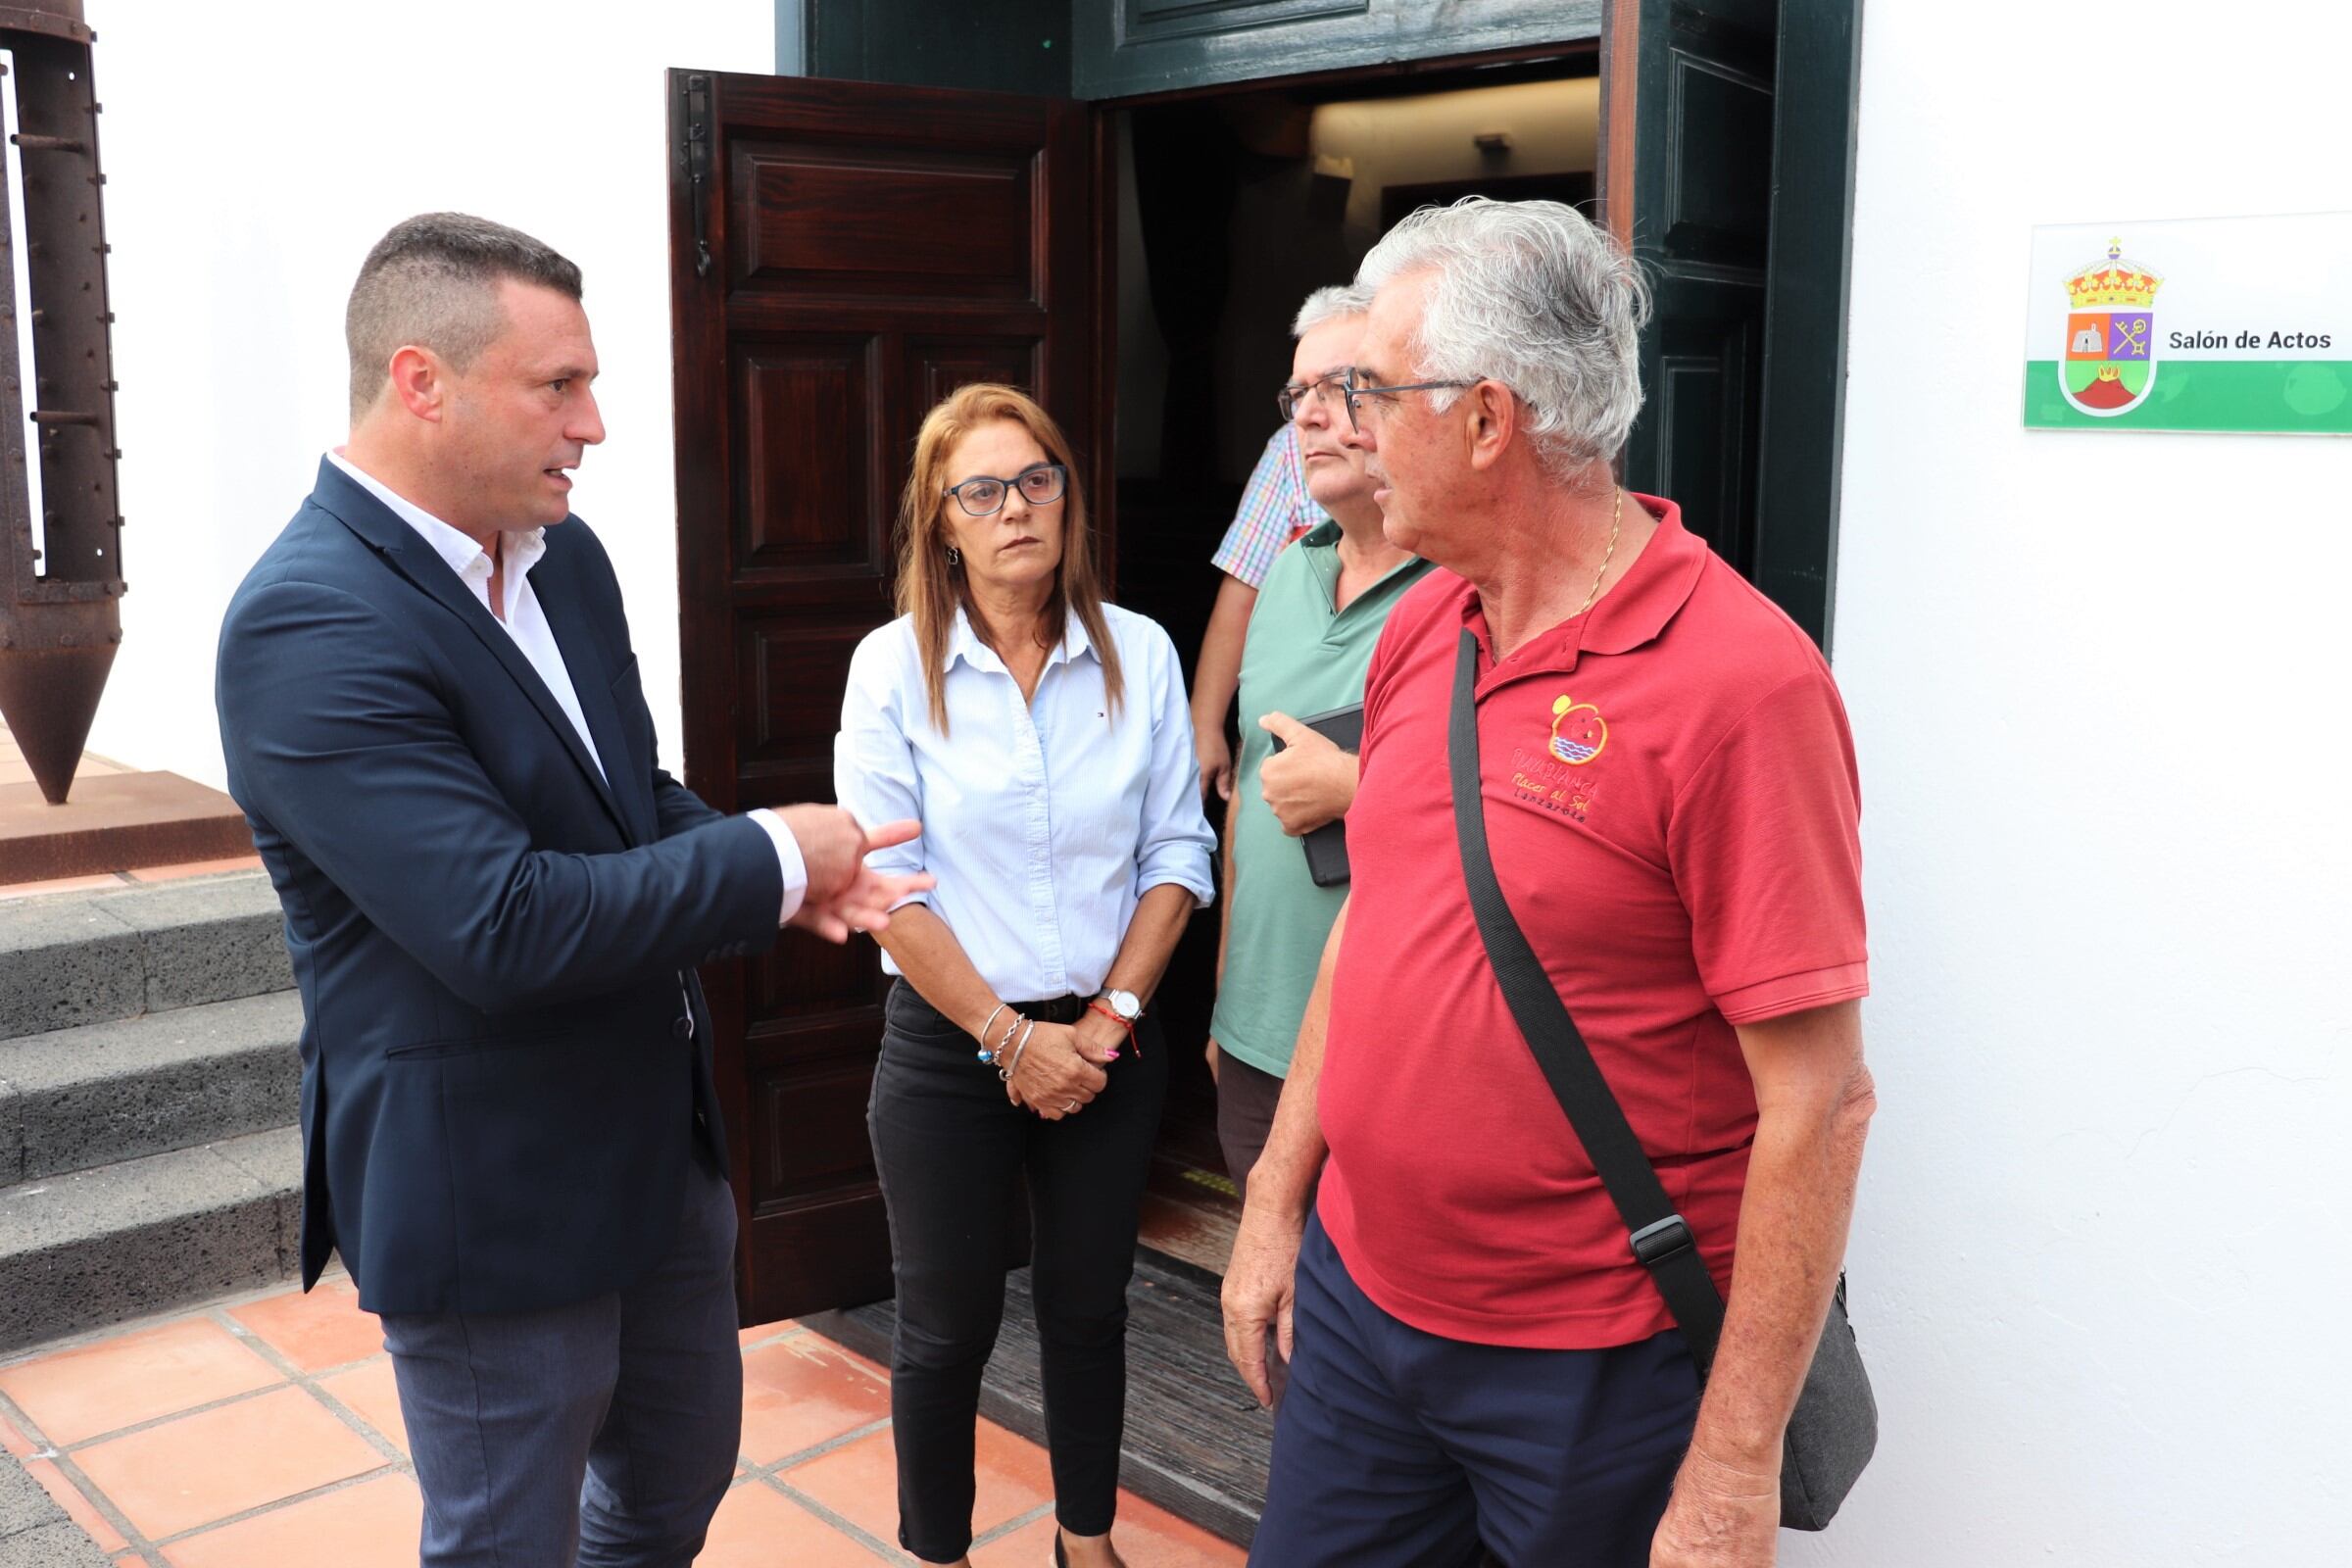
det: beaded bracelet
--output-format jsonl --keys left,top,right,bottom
{"left": 974, "top": 1003, "right": 1010, "bottom": 1063}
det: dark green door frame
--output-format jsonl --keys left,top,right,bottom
{"left": 1754, "top": 0, "right": 1864, "bottom": 652}
{"left": 770, "top": 0, "right": 1865, "bottom": 652}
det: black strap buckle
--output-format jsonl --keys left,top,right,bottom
{"left": 1629, "top": 1214, "right": 1695, "bottom": 1268}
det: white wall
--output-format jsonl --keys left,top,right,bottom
{"left": 78, "top": 0, "right": 774, "bottom": 788}
{"left": 1804, "top": 4, "right": 2352, "bottom": 1563}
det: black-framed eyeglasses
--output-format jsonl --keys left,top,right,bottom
{"left": 1340, "top": 368, "right": 1483, "bottom": 433}
{"left": 1277, "top": 369, "right": 1351, "bottom": 423}
{"left": 945, "top": 463, "right": 1067, "bottom": 517}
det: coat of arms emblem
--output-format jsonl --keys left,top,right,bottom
{"left": 2061, "top": 239, "right": 2163, "bottom": 416}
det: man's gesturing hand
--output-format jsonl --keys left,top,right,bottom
{"left": 1255, "top": 712, "right": 1358, "bottom": 837}
{"left": 1220, "top": 1199, "right": 1304, "bottom": 1408}
{"left": 777, "top": 809, "right": 932, "bottom": 943}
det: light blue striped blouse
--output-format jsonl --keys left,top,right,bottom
{"left": 833, "top": 603, "right": 1215, "bottom": 1002}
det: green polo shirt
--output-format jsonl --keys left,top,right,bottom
{"left": 1211, "top": 522, "right": 1432, "bottom": 1077}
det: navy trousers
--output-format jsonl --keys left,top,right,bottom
{"left": 377, "top": 1153, "right": 742, "bottom": 1568}
{"left": 1250, "top": 1213, "right": 1701, "bottom": 1568}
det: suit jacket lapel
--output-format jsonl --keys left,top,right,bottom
{"left": 534, "top": 556, "right": 657, "bottom": 846}
{"left": 311, "top": 461, "right": 633, "bottom": 844}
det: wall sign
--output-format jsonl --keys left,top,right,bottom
{"left": 2023, "top": 213, "right": 2352, "bottom": 434}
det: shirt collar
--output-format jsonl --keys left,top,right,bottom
{"left": 1298, "top": 518, "right": 1343, "bottom": 549}
{"left": 1459, "top": 493, "right": 1707, "bottom": 678}
{"left": 944, "top": 604, "right": 1096, "bottom": 674}
{"left": 325, "top": 449, "right": 546, "bottom": 583}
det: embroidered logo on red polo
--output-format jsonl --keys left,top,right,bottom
{"left": 1511, "top": 693, "right": 1610, "bottom": 824}
{"left": 1548, "top": 695, "right": 1607, "bottom": 764}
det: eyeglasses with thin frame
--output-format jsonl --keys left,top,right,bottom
{"left": 945, "top": 463, "right": 1067, "bottom": 517}
{"left": 1277, "top": 369, "right": 1352, "bottom": 423}
{"left": 1340, "top": 368, "right": 1483, "bottom": 433}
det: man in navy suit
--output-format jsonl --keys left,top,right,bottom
{"left": 216, "top": 213, "right": 928, "bottom": 1567}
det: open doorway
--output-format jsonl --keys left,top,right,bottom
{"left": 1105, "top": 59, "right": 1606, "bottom": 1266}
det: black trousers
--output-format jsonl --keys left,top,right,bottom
{"left": 868, "top": 979, "right": 1168, "bottom": 1564}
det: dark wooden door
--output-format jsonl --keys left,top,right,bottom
{"left": 1601, "top": 0, "right": 1778, "bottom": 586}
{"left": 666, "top": 68, "right": 1100, "bottom": 1323}
{"left": 1603, "top": 0, "right": 1861, "bottom": 650}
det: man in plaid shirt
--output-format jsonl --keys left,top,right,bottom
{"left": 1191, "top": 422, "right": 1321, "bottom": 800}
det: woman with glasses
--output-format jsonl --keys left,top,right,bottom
{"left": 834, "top": 383, "right": 1216, "bottom": 1568}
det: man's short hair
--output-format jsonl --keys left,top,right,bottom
{"left": 345, "top": 213, "right": 582, "bottom": 418}
{"left": 1292, "top": 283, "right": 1373, "bottom": 338}
{"left": 1356, "top": 198, "right": 1650, "bottom": 476}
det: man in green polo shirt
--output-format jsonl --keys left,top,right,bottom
{"left": 1210, "top": 284, "right": 1432, "bottom": 1200}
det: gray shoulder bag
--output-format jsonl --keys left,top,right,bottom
{"left": 1446, "top": 628, "right": 1876, "bottom": 1531}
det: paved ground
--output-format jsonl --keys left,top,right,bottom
{"left": 0, "top": 1274, "right": 1247, "bottom": 1567}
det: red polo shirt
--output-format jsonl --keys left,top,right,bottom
{"left": 1316, "top": 498, "right": 1867, "bottom": 1349}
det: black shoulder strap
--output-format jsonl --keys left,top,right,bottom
{"left": 1446, "top": 628, "right": 1728, "bottom": 1376}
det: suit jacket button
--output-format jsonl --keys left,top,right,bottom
{"left": 672, "top": 1016, "right": 693, "bottom": 1041}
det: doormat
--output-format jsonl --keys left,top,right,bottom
{"left": 805, "top": 1246, "right": 1272, "bottom": 1546}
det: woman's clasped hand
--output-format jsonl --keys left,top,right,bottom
{"left": 1003, "top": 1012, "right": 1125, "bottom": 1117}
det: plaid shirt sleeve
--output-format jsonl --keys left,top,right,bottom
{"left": 1208, "top": 425, "right": 1314, "bottom": 589}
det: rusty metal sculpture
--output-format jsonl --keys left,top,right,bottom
{"left": 0, "top": 1, "right": 120, "bottom": 805}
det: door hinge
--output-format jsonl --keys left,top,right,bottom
{"left": 683, "top": 73, "right": 713, "bottom": 278}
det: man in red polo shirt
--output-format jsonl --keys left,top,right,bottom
{"left": 1223, "top": 197, "right": 1877, "bottom": 1568}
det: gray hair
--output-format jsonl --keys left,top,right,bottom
{"left": 1292, "top": 282, "right": 1373, "bottom": 338}
{"left": 346, "top": 213, "right": 583, "bottom": 418}
{"left": 1355, "top": 197, "right": 1650, "bottom": 477}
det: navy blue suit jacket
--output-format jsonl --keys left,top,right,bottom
{"left": 216, "top": 461, "right": 782, "bottom": 1315}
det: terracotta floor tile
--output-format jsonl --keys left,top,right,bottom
{"left": 22, "top": 1455, "right": 129, "bottom": 1552}
{"left": 967, "top": 1422, "right": 1059, "bottom": 1534}
{"left": 739, "top": 1337, "right": 893, "bottom": 1465}
{"left": 314, "top": 1357, "right": 407, "bottom": 1457}
{"left": 785, "top": 1423, "right": 1054, "bottom": 1549}
{"left": 971, "top": 1511, "right": 1058, "bottom": 1567}
{"left": 162, "top": 1471, "right": 421, "bottom": 1568}
{"left": 226, "top": 1280, "right": 383, "bottom": 1373}
{"left": 0, "top": 1317, "right": 279, "bottom": 1446}
{"left": 1107, "top": 1494, "right": 1250, "bottom": 1567}
{"left": 124, "top": 856, "right": 266, "bottom": 883}
{"left": 740, "top": 1317, "right": 800, "bottom": 1348}
{"left": 72, "top": 1385, "right": 388, "bottom": 1540}
{"left": 700, "top": 1479, "right": 902, "bottom": 1567}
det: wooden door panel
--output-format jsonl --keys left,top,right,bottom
{"left": 1649, "top": 303, "right": 1760, "bottom": 571}
{"left": 732, "top": 339, "right": 887, "bottom": 577}
{"left": 751, "top": 1061, "right": 880, "bottom": 1204}
{"left": 669, "top": 68, "right": 1097, "bottom": 1324}
{"left": 1602, "top": 0, "right": 1776, "bottom": 582}
{"left": 908, "top": 337, "right": 1042, "bottom": 413}
{"left": 737, "top": 618, "right": 867, "bottom": 769}
{"left": 731, "top": 143, "right": 1038, "bottom": 297}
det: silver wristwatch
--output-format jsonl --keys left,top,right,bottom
{"left": 1096, "top": 988, "right": 1143, "bottom": 1023}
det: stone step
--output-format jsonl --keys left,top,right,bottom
{"left": 0, "top": 991, "right": 304, "bottom": 1190}
{"left": 0, "top": 1127, "right": 302, "bottom": 1353}
{"left": 0, "top": 872, "right": 290, "bottom": 1042}
{"left": 0, "top": 1449, "right": 112, "bottom": 1568}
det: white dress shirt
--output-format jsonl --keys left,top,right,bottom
{"left": 327, "top": 451, "right": 807, "bottom": 920}
{"left": 834, "top": 603, "right": 1215, "bottom": 1002}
